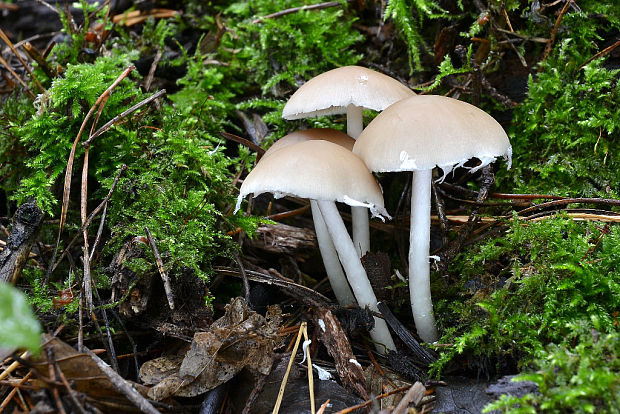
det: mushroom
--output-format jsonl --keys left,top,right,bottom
{"left": 236, "top": 140, "right": 396, "bottom": 352}
{"left": 282, "top": 66, "right": 415, "bottom": 257}
{"left": 261, "top": 128, "right": 357, "bottom": 306}
{"left": 353, "top": 95, "right": 512, "bottom": 343}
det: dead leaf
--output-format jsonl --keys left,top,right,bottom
{"left": 140, "top": 297, "right": 282, "bottom": 400}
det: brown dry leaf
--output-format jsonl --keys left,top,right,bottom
{"left": 30, "top": 335, "right": 150, "bottom": 412}
{"left": 138, "top": 354, "right": 185, "bottom": 386}
{"left": 142, "top": 297, "right": 282, "bottom": 400}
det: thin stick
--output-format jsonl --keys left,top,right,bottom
{"left": 252, "top": 1, "right": 341, "bottom": 23}
{"left": 83, "top": 347, "right": 159, "bottom": 414}
{"left": 46, "top": 348, "right": 67, "bottom": 414}
{"left": 578, "top": 38, "right": 620, "bottom": 70}
{"left": 273, "top": 322, "right": 306, "bottom": 414}
{"left": 22, "top": 42, "right": 56, "bottom": 79}
{"left": 32, "top": 0, "right": 60, "bottom": 14}
{"left": 0, "top": 28, "right": 44, "bottom": 92}
{"left": 220, "top": 131, "right": 265, "bottom": 157}
{"left": 234, "top": 254, "right": 251, "bottom": 304}
{"left": 89, "top": 203, "right": 107, "bottom": 262}
{"left": 333, "top": 386, "right": 410, "bottom": 414}
{"left": 92, "top": 285, "right": 120, "bottom": 373}
{"left": 144, "top": 48, "right": 163, "bottom": 91}
{"left": 0, "top": 351, "right": 29, "bottom": 382}
{"left": 49, "top": 164, "right": 127, "bottom": 276}
{"left": 82, "top": 146, "right": 94, "bottom": 312}
{"left": 82, "top": 89, "right": 166, "bottom": 148}
{"left": 302, "top": 324, "right": 315, "bottom": 414}
{"left": 540, "top": 0, "right": 573, "bottom": 65}
{"left": 144, "top": 227, "right": 175, "bottom": 310}
{"left": 54, "top": 361, "right": 87, "bottom": 414}
{"left": 517, "top": 197, "right": 620, "bottom": 216}
{"left": 392, "top": 382, "right": 426, "bottom": 414}
{"left": 0, "top": 54, "right": 35, "bottom": 98}
{"left": 0, "top": 371, "right": 32, "bottom": 412}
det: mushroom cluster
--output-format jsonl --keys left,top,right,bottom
{"left": 236, "top": 65, "right": 512, "bottom": 349}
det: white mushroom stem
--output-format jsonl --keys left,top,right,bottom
{"left": 316, "top": 200, "right": 396, "bottom": 353}
{"left": 351, "top": 206, "right": 370, "bottom": 257}
{"left": 310, "top": 200, "right": 357, "bottom": 306}
{"left": 409, "top": 169, "right": 439, "bottom": 343}
{"left": 347, "top": 104, "right": 370, "bottom": 258}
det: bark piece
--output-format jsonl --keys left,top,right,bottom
{"left": 0, "top": 202, "right": 43, "bottom": 284}
{"left": 247, "top": 222, "right": 317, "bottom": 255}
{"left": 314, "top": 308, "right": 368, "bottom": 399}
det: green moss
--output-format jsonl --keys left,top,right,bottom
{"left": 433, "top": 217, "right": 619, "bottom": 409}
{"left": 496, "top": 4, "right": 620, "bottom": 197}
{"left": 485, "top": 323, "right": 620, "bottom": 413}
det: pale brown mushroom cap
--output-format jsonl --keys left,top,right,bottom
{"left": 237, "top": 140, "right": 388, "bottom": 218}
{"left": 282, "top": 66, "right": 415, "bottom": 120}
{"left": 262, "top": 128, "right": 354, "bottom": 160}
{"left": 352, "top": 95, "right": 512, "bottom": 177}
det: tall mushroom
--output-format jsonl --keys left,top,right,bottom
{"left": 282, "top": 66, "right": 415, "bottom": 257}
{"left": 261, "top": 128, "right": 357, "bottom": 306}
{"left": 236, "top": 140, "right": 396, "bottom": 352}
{"left": 353, "top": 95, "right": 512, "bottom": 343}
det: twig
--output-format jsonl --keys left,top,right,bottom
{"left": 215, "top": 266, "right": 333, "bottom": 309}
{"left": 578, "top": 38, "right": 620, "bottom": 70}
{"left": 144, "top": 227, "right": 175, "bottom": 310}
{"left": 273, "top": 322, "right": 306, "bottom": 414}
{"left": 0, "top": 371, "right": 32, "bottom": 412}
{"left": 517, "top": 197, "right": 620, "bottom": 216}
{"left": 92, "top": 286, "right": 120, "bottom": 373}
{"left": 252, "top": 1, "right": 341, "bottom": 24}
{"left": 22, "top": 42, "right": 56, "bottom": 79}
{"left": 0, "top": 351, "right": 29, "bottom": 382}
{"left": 242, "top": 374, "right": 267, "bottom": 414}
{"left": 46, "top": 348, "right": 67, "bottom": 414}
{"left": 83, "top": 347, "right": 159, "bottom": 414}
{"left": 0, "top": 28, "right": 44, "bottom": 92}
{"left": 82, "top": 89, "right": 167, "bottom": 148}
{"left": 32, "top": 0, "right": 60, "bottom": 14}
{"left": 49, "top": 164, "right": 127, "bottom": 278}
{"left": 144, "top": 48, "right": 163, "bottom": 92}
{"left": 54, "top": 360, "right": 88, "bottom": 414}
{"left": 377, "top": 302, "right": 435, "bottom": 367}
{"left": 89, "top": 203, "right": 107, "bottom": 262}
{"left": 0, "top": 54, "right": 35, "bottom": 98}
{"left": 302, "top": 324, "right": 315, "bottom": 414}
{"left": 392, "top": 382, "right": 426, "bottom": 414}
{"left": 495, "top": 28, "right": 548, "bottom": 43}
{"left": 266, "top": 205, "right": 310, "bottom": 221}
{"left": 220, "top": 131, "right": 266, "bottom": 157}
{"left": 540, "top": 0, "right": 573, "bottom": 65}
{"left": 333, "top": 386, "right": 410, "bottom": 414}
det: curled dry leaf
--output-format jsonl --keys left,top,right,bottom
{"left": 140, "top": 297, "right": 282, "bottom": 400}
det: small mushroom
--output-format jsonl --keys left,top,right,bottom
{"left": 282, "top": 66, "right": 415, "bottom": 257}
{"left": 261, "top": 128, "right": 356, "bottom": 306}
{"left": 353, "top": 95, "right": 512, "bottom": 342}
{"left": 236, "top": 140, "right": 396, "bottom": 352}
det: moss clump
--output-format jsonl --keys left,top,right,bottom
{"left": 433, "top": 217, "right": 620, "bottom": 410}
